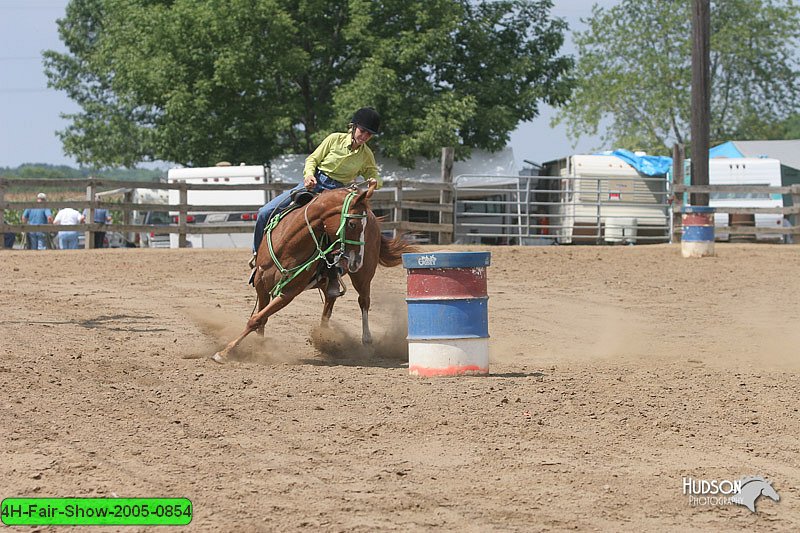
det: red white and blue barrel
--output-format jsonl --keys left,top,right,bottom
{"left": 682, "top": 206, "right": 715, "bottom": 258}
{"left": 402, "top": 251, "right": 490, "bottom": 377}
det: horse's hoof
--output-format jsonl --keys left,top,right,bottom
{"left": 211, "top": 352, "right": 227, "bottom": 364}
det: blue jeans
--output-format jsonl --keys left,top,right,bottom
{"left": 29, "top": 232, "right": 47, "bottom": 250}
{"left": 253, "top": 171, "right": 343, "bottom": 252}
{"left": 59, "top": 231, "right": 79, "bottom": 249}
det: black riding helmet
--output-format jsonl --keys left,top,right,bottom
{"left": 351, "top": 107, "right": 380, "bottom": 135}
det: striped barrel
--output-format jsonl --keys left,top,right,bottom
{"left": 681, "top": 206, "right": 715, "bottom": 258}
{"left": 402, "top": 251, "right": 490, "bottom": 377}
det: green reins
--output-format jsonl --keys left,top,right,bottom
{"left": 264, "top": 189, "right": 366, "bottom": 297}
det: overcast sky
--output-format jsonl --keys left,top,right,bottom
{"left": 0, "top": 0, "right": 616, "bottom": 170}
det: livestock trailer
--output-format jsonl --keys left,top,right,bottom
{"left": 540, "top": 154, "right": 670, "bottom": 244}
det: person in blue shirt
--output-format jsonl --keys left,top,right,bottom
{"left": 22, "top": 193, "right": 53, "bottom": 250}
{"left": 83, "top": 202, "right": 111, "bottom": 248}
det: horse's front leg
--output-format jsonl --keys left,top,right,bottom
{"left": 254, "top": 279, "right": 270, "bottom": 336}
{"left": 349, "top": 268, "right": 375, "bottom": 346}
{"left": 321, "top": 294, "right": 337, "bottom": 326}
{"left": 358, "top": 292, "right": 372, "bottom": 345}
{"left": 212, "top": 291, "right": 297, "bottom": 363}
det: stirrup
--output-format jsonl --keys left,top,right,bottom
{"left": 248, "top": 253, "right": 257, "bottom": 269}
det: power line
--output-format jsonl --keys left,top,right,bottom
{"left": 0, "top": 4, "right": 65, "bottom": 10}
{"left": 0, "top": 88, "right": 54, "bottom": 93}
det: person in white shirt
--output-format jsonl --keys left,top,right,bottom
{"left": 53, "top": 207, "right": 84, "bottom": 249}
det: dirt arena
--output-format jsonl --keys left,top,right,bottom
{"left": 1, "top": 244, "right": 798, "bottom": 531}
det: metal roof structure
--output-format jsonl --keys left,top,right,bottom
{"left": 268, "top": 148, "right": 518, "bottom": 184}
{"left": 710, "top": 140, "right": 800, "bottom": 171}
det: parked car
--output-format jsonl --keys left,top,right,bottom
{"left": 139, "top": 211, "right": 172, "bottom": 248}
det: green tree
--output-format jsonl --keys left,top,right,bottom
{"left": 44, "top": 0, "right": 573, "bottom": 168}
{"left": 762, "top": 113, "right": 800, "bottom": 139}
{"left": 555, "top": 0, "right": 800, "bottom": 155}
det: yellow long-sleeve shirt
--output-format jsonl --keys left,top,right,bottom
{"left": 303, "top": 132, "right": 382, "bottom": 188}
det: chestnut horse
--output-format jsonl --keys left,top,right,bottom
{"left": 213, "top": 182, "right": 415, "bottom": 362}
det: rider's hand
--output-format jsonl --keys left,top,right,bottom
{"left": 303, "top": 174, "right": 317, "bottom": 189}
{"left": 367, "top": 178, "right": 377, "bottom": 188}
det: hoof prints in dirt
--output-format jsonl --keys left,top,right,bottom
{"left": 79, "top": 314, "right": 168, "bottom": 332}
{"left": 308, "top": 322, "right": 408, "bottom": 368}
{"left": 2, "top": 314, "right": 168, "bottom": 333}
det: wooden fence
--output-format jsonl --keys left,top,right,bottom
{"left": 671, "top": 183, "right": 800, "bottom": 241}
{"left": 5, "top": 177, "right": 799, "bottom": 248}
{"left": 0, "top": 177, "right": 453, "bottom": 248}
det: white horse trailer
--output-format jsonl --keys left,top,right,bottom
{"left": 702, "top": 158, "right": 784, "bottom": 241}
{"left": 167, "top": 164, "right": 269, "bottom": 249}
{"left": 540, "top": 155, "right": 670, "bottom": 244}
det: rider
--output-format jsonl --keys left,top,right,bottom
{"left": 251, "top": 107, "right": 383, "bottom": 293}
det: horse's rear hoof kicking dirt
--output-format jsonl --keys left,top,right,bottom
{"left": 212, "top": 183, "right": 415, "bottom": 363}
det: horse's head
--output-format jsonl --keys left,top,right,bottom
{"left": 315, "top": 182, "right": 376, "bottom": 273}
{"left": 734, "top": 476, "right": 781, "bottom": 513}
{"left": 760, "top": 481, "right": 780, "bottom": 502}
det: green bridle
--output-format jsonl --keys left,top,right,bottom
{"left": 264, "top": 189, "right": 367, "bottom": 297}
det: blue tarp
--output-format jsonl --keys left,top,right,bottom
{"left": 709, "top": 141, "right": 744, "bottom": 158}
{"left": 606, "top": 149, "right": 673, "bottom": 177}
{"left": 597, "top": 143, "right": 749, "bottom": 176}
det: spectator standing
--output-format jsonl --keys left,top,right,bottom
{"left": 3, "top": 210, "right": 15, "bottom": 249}
{"left": 53, "top": 206, "right": 84, "bottom": 249}
{"left": 783, "top": 215, "right": 794, "bottom": 245}
{"left": 21, "top": 193, "right": 53, "bottom": 250}
{"left": 83, "top": 202, "right": 111, "bottom": 248}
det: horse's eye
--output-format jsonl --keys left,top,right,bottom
{"left": 347, "top": 220, "right": 357, "bottom": 229}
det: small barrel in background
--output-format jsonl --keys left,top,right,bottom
{"left": 403, "top": 251, "right": 490, "bottom": 377}
{"left": 681, "top": 206, "right": 716, "bottom": 258}
{"left": 729, "top": 213, "right": 756, "bottom": 243}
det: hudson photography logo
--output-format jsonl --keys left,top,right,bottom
{"left": 683, "top": 476, "right": 780, "bottom": 513}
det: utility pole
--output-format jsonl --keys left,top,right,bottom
{"left": 690, "top": 0, "right": 710, "bottom": 206}
{"left": 439, "top": 147, "right": 454, "bottom": 245}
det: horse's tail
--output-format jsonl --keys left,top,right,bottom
{"left": 378, "top": 234, "right": 418, "bottom": 267}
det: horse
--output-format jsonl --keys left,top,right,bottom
{"left": 731, "top": 476, "right": 780, "bottom": 513}
{"left": 212, "top": 182, "right": 416, "bottom": 362}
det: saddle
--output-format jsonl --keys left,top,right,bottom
{"left": 289, "top": 189, "right": 315, "bottom": 207}
{"left": 266, "top": 189, "right": 317, "bottom": 225}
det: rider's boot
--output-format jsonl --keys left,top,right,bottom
{"left": 325, "top": 265, "right": 345, "bottom": 298}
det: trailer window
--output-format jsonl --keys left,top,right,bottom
{"left": 711, "top": 185, "right": 771, "bottom": 201}
{"left": 145, "top": 211, "right": 171, "bottom": 224}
